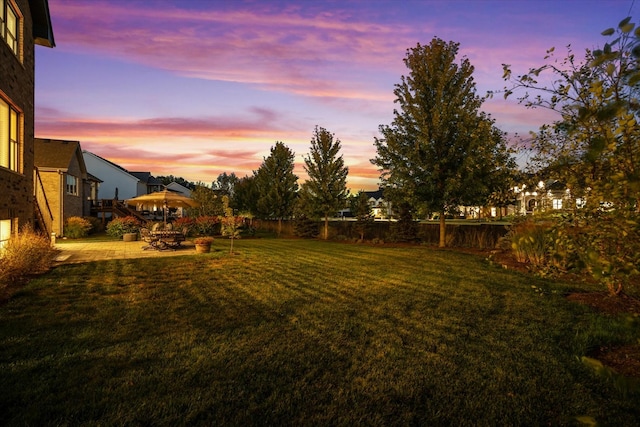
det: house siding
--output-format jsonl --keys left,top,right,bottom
{"left": 83, "top": 151, "right": 141, "bottom": 200}
{"left": 0, "top": 0, "right": 35, "bottom": 228}
{"left": 63, "top": 158, "right": 84, "bottom": 221}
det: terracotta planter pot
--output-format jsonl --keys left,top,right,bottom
{"left": 195, "top": 243, "right": 211, "bottom": 253}
{"left": 123, "top": 232, "right": 138, "bottom": 242}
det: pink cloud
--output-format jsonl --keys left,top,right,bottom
{"left": 48, "top": 0, "right": 412, "bottom": 101}
{"left": 35, "top": 106, "right": 294, "bottom": 140}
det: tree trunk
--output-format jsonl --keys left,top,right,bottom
{"left": 277, "top": 218, "right": 282, "bottom": 237}
{"left": 439, "top": 210, "right": 446, "bottom": 248}
{"left": 324, "top": 215, "right": 329, "bottom": 240}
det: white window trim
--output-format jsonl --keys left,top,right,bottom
{"left": 66, "top": 174, "right": 79, "bottom": 196}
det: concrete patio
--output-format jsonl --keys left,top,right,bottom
{"left": 53, "top": 239, "right": 198, "bottom": 264}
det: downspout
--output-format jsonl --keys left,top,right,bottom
{"left": 59, "top": 170, "right": 64, "bottom": 237}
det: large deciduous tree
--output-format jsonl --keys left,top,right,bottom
{"left": 303, "top": 126, "right": 349, "bottom": 240}
{"left": 254, "top": 142, "right": 299, "bottom": 236}
{"left": 373, "top": 38, "right": 514, "bottom": 247}
{"left": 212, "top": 172, "right": 239, "bottom": 199}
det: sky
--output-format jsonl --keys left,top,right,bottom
{"left": 35, "top": 0, "right": 636, "bottom": 191}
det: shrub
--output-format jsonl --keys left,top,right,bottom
{"left": 174, "top": 217, "right": 195, "bottom": 236}
{"left": 194, "top": 236, "right": 214, "bottom": 245}
{"left": 386, "top": 203, "right": 418, "bottom": 242}
{"left": 562, "top": 210, "right": 640, "bottom": 296}
{"left": 0, "top": 226, "right": 57, "bottom": 294}
{"left": 106, "top": 216, "right": 142, "bottom": 239}
{"left": 504, "top": 217, "right": 548, "bottom": 266}
{"left": 194, "top": 216, "right": 220, "bottom": 236}
{"left": 293, "top": 215, "right": 319, "bottom": 238}
{"left": 84, "top": 216, "right": 104, "bottom": 234}
{"left": 64, "top": 216, "right": 93, "bottom": 238}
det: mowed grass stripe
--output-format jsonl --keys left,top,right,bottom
{"left": 1, "top": 239, "right": 638, "bottom": 425}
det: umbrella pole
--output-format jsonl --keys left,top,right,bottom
{"left": 164, "top": 201, "right": 168, "bottom": 228}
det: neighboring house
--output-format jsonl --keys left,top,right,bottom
{"left": 365, "top": 189, "right": 391, "bottom": 219}
{"left": 130, "top": 171, "right": 164, "bottom": 195}
{"left": 166, "top": 181, "right": 191, "bottom": 197}
{"left": 34, "top": 138, "right": 89, "bottom": 237}
{"left": 160, "top": 182, "right": 192, "bottom": 219}
{"left": 513, "top": 180, "right": 570, "bottom": 215}
{"left": 82, "top": 151, "right": 141, "bottom": 201}
{"left": 0, "top": 0, "right": 55, "bottom": 247}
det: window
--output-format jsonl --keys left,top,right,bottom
{"left": 0, "top": 97, "right": 21, "bottom": 173}
{"left": 1, "top": 0, "right": 20, "bottom": 56}
{"left": 0, "top": 218, "right": 13, "bottom": 250}
{"left": 552, "top": 199, "right": 563, "bottom": 210}
{"left": 66, "top": 174, "right": 79, "bottom": 196}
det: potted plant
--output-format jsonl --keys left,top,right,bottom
{"left": 194, "top": 236, "right": 214, "bottom": 253}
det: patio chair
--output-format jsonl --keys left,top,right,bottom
{"left": 140, "top": 228, "right": 160, "bottom": 250}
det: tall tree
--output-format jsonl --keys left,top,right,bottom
{"left": 190, "top": 183, "right": 223, "bottom": 216}
{"left": 373, "top": 38, "right": 513, "bottom": 247}
{"left": 233, "top": 175, "right": 259, "bottom": 216}
{"left": 254, "top": 142, "right": 299, "bottom": 236}
{"left": 303, "top": 126, "right": 349, "bottom": 240}
{"left": 351, "top": 190, "right": 375, "bottom": 241}
{"left": 212, "top": 172, "right": 239, "bottom": 198}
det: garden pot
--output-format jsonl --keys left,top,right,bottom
{"left": 123, "top": 232, "right": 138, "bottom": 242}
{"left": 195, "top": 243, "right": 211, "bottom": 253}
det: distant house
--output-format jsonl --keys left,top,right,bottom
{"left": 365, "top": 189, "right": 391, "bottom": 219}
{"left": 1, "top": 0, "right": 55, "bottom": 247}
{"left": 130, "top": 171, "right": 164, "bottom": 195}
{"left": 513, "top": 180, "right": 571, "bottom": 215}
{"left": 166, "top": 181, "right": 192, "bottom": 197}
{"left": 34, "top": 138, "right": 89, "bottom": 237}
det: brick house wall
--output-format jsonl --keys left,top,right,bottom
{"left": 1, "top": 0, "right": 54, "bottom": 243}
{"left": 34, "top": 138, "right": 88, "bottom": 236}
{"left": 0, "top": 0, "right": 36, "bottom": 229}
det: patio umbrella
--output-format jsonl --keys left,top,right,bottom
{"left": 126, "top": 190, "right": 200, "bottom": 226}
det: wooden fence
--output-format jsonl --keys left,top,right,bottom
{"left": 252, "top": 219, "right": 509, "bottom": 249}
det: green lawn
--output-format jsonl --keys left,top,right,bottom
{"left": 1, "top": 239, "right": 638, "bottom": 425}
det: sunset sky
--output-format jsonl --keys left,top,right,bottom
{"left": 35, "top": 0, "right": 634, "bottom": 190}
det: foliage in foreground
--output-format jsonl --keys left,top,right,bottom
{"left": 503, "top": 18, "right": 640, "bottom": 295}
{"left": 0, "top": 226, "right": 57, "bottom": 292}
{"left": 504, "top": 212, "right": 640, "bottom": 296}
{"left": 1, "top": 240, "right": 638, "bottom": 425}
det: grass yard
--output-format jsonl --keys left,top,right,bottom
{"left": 1, "top": 239, "right": 638, "bottom": 425}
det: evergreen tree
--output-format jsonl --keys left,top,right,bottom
{"left": 234, "top": 175, "right": 259, "bottom": 216}
{"left": 373, "top": 38, "right": 514, "bottom": 247}
{"left": 303, "top": 126, "right": 349, "bottom": 240}
{"left": 254, "top": 142, "right": 299, "bottom": 236}
{"left": 351, "top": 190, "right": 374, "bottom": 241}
